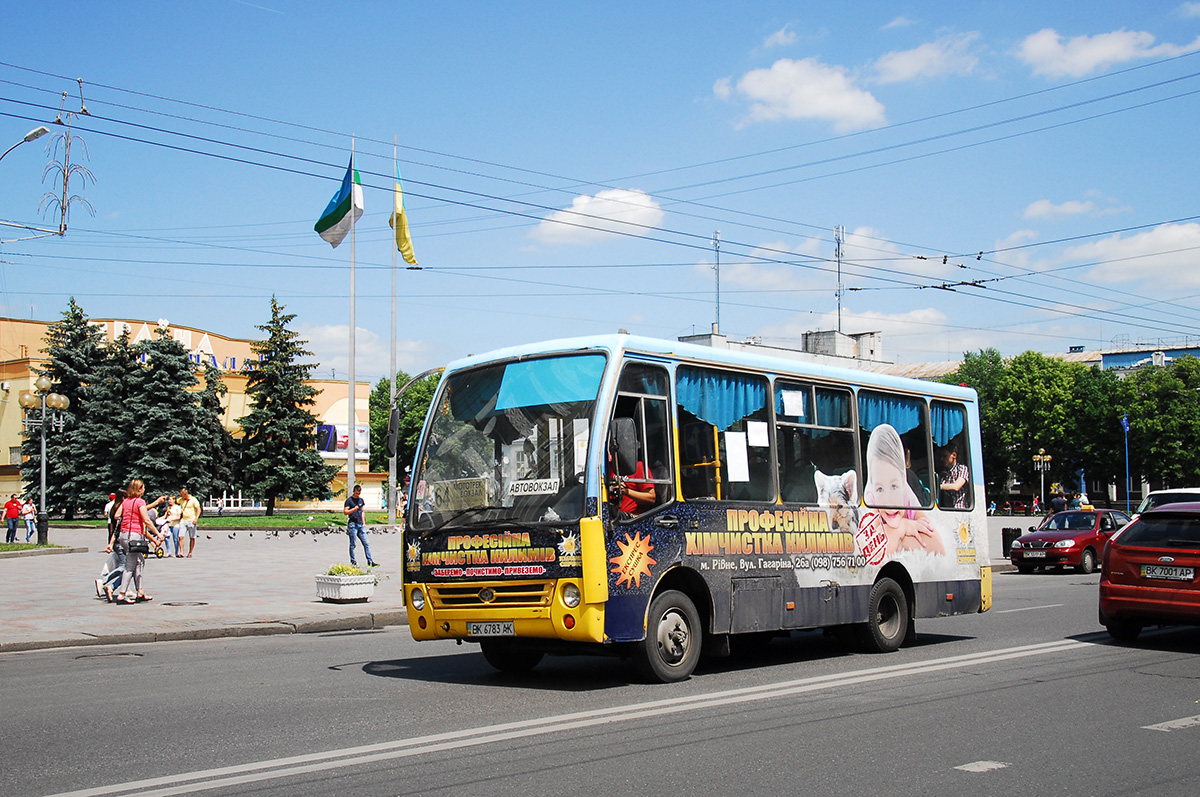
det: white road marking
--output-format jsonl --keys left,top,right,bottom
{"left": 1143, "top": 714, "right": 1200, "bottom": 732}
{"left": 47, "top": 638, "right": 1096, "bottom": 797}
{"left": 955, "top": 760, "right": 1010, "bottom": 772}
{"left": 994, "top": 604, "right": 1064, "bottom": 614}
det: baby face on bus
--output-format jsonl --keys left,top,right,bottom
{"left": 866, "top": 456, "right": 908, "bottom": 530}
{"left": 865, "top": 424, "right": 945, "bottom": 557}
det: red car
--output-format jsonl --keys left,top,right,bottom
{"left": 1009, "top": 509, "right": 1131, "bottom": 574}
{"left": 1099, "top": 503, "right": 1200, "bottom": 641}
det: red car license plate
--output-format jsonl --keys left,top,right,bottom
{"left": 1140, "top": 565, "right": 1194, "bottom": 581}
{"left": 1024, "top": 550, "right": 1046, "bottom": 559}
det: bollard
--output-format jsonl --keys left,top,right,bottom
{"left": 35, "top": 512, "right": 48, "bottom": 546}
{"left": 1002, "top": 527, "right": 1021, "bottom": 556}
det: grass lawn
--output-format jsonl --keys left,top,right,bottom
{"left": 0, "top": 542, "right": 67, "bottom": 553}
{"left": 53, "top": 512, "right": 396, "bottom": 530}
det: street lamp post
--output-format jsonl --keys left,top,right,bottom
{"left": 18, "top": 376, "right": 70, "bottom": 545}
{"left": 1032, "top": 448, "right": 1052, "bottom": 508}
{"left": 0, "top": 126, "right": 50, "bottom": 163}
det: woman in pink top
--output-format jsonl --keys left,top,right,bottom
{"left": 113, "top": 478, "right": 163, "bottom": 604}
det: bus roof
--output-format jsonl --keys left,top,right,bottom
{"left": 442, "top": 334, "right": 977, "bottom": 402}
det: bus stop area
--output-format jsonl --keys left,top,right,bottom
{"left": 1, "top": 520, "right": 1017, "bottom": 654}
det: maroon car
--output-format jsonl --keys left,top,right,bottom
{"left": 1009, "top": 509, "right": 1131, "bottom": 574}
{"left": 1099, "top": 503, "right": 1200, "bottom": 641}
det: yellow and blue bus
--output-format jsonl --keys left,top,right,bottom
{"left": 403, "top": 335, "right": 991, "bottom": 682}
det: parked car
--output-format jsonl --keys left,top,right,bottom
{"left": 1099, "top": 502, "right": 1200, "bottom": 641}
{"left": 1009, "top": 509, "right": 1131, "bottom": 574}
{"left": 1132, "top": 488, "right": 1200, "bottom": 520}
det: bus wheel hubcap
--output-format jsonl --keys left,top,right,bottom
{"left": 657, "top": 609, "right": 690, "bottom": 664}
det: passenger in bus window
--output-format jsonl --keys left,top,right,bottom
{"left": 865, "top": 424, "right": 944, "bottom": 556}
{"left": 938, "top": 442, "right": 970, "bottom": 509}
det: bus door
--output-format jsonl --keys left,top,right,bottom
{"left": 603, "top": 360, "right": 678, "bottom": 641}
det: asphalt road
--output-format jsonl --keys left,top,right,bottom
{"left": 2, "top": 570, "right": 1198, "bottom": 797}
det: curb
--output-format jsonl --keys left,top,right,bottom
{"left": 0, "top": 546, "right": 89, "bottom": 559}
{"left": 0, "top": 609, "right": 410, "bottom": 654}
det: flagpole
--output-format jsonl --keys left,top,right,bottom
{"left": 347, "top": 137, "right": 357, "bottom": 500}
{"left": 387, "top": 138, "right": 398, "bottom": 527}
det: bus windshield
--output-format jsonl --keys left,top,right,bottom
{"left": 411, "top": 353, "right": 606, "bottom": 530}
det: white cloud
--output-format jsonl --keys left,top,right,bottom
{"left": 297, "top": 323, "right": 431, "bottom": 382}
{"left": 531, "top": 189, "right": 665, "bottom": 245}
{"left": 872, "top": 32, "right": 980, "bottom": 84}
{"left": 712, "top": 76, "right": 732, "bottom": 100}
{"left": 1024, "top": 199, "right": 1097, "bottom": 219}
{"left": 1060, "top": 222, "right": 1200, "bottom": 285}
{"left": 882, "top": 17, "right": 916, "bottom": 31}
{"left": 718, "top": 57, "right": 886, "bottom": 132}
{"left": 764, "top": 25, "right": 797, "bottom": 48}
{"left": 1181, "top": 3, "right": 1200, "bottom": 18}
{"left": 1017, "top": 28, "right": 1200, "bottom": 78}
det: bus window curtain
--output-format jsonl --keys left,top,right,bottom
{"left": 931, "top": 403, "right": 965, "bottom": 446}
{"left": 815, "top": 388, "right": 851, "bottom": 428}
{"left": 857, "top": 393, "right": 922, "bottom": 435}
{"left": 677, "top": 368, "right": 766, "bottom": 431}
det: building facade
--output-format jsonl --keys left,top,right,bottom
{"left": 0, "top": 316, "right": 381, "bottom": 512}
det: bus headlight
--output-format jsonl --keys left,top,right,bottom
{"left": 562, "top": 583, "right": 581, "bottom": 609}
{"left": 411, "top": 587, "right": 426, "bottom": 611}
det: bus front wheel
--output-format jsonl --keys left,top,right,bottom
{"left": 635, "top": 590, "right": 702, "bottom": 683}
{"left": 858, "top": 577, "right": 909, "bottom": 653}
{"left": 480, "top": 640, "right": 544, "bottom": 674}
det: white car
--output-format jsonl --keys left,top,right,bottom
{"left": 1132, "top": 488, "right": 1200, "bottom": 521}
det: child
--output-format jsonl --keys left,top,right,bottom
{"left": 864, "top": 424, "right": 945, "bottom": 557}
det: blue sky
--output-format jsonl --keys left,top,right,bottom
{"left": 3, "top": 1, "right": 1200, "bottom": 382}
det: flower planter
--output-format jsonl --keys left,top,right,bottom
{"left": 315, "top": 573, "right": 375, "bottom": 603}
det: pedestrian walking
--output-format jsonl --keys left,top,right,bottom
{"left": 4, "top": 494, "right": 21, "bottom": 543}
{"left": 178, "top": 487, "right": 202, "bottom": 558}
{"left": 112, "top": 478, "right": 164, "bottom": 604}
{"left": 164, "top": 496, "right": 182, "bottom": 557}
{"left": 344, "top": 484, "right": 377, "bottom": 568}
{"left": 21, "top": 498, "right": 36, "bottom": 543}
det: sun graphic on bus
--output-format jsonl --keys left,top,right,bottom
{"left": 958, "top": 522, "right": 971, "bottom": 545}
{"left": 557, "top": 532, "right": 579, "bottom": 556}
{"left": 406, "top": 539, "right": 421, "bottom": 564}
{"left": 609, "top": 531, "right": 656, "bottom": 589}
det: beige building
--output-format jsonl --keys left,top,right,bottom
{"left": 0, "top": 316, "right": 385, "bottom": 511}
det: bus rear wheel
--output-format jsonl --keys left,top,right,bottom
{"left": 479, "top": 640, "right": 544, "bottom": 674}
{"left": 858, "top": 577, "right": 909, "bottom": 653}
{"left": 634, "top": 590, "right": 701, "bottom": 683}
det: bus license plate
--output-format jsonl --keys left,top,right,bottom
{"left": 1140, "top": 565, "right": 1194, "bottom": 581}
{"left": 1024, "top": 550, "right": 1046, "bottom": 559}
{"left": 468, "top": 621, "right": 515, "bottom": 637}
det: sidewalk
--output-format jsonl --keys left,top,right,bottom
{"left": 0, "top": 525, "right": 406, "bottom": 653}
{"left": 1, "top": 518, "right": 1020, "bottom": 655}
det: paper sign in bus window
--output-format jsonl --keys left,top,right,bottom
{"left": 782, "top": 389, "right": 806, "bottom": 419}
{"left": 725, "top": 431, "right": 750, "bottom": 482}
{"left": 747, "top": 420, "right": 769, "bottom": 448}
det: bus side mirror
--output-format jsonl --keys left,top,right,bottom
{"left": 386, "top": 408, "right": 400, "bottom": 459}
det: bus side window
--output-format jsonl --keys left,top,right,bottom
{"left": 777, "top": 383, "right": 856, "bottom": 504}
{"left": 676, "top": 366, "right": 773, "bottom": 502}
{"left": 859, "top": 391, "right": 931, "bottom": 511}
{"left": 931, "top": 401, "right": 973, "bottom": 511}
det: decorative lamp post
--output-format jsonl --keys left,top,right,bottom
{"left": 18, "top": 376, "right": 70, "bottom": 545}
{"left": 1032, "top": 448, "right": 1052, "bottom": 508}
{"left": 0, "top": 126, "right": 50, "bottom": 163}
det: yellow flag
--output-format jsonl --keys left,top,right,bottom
{"left": 389, "top": 174, "right": 418, "bottom": 266}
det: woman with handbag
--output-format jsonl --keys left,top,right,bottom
{"left": 112, "top": 479, "right": 163, "bottom": 604}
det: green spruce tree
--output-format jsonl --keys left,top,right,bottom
{"left": 21, "top": 298, "right": 106, "bottom": 518}
{"left": 236, "top": 297, "right": 336, "bottom": 515}
{"left": 74, "top": 331, "right": 140, "bottom": 503}
{"left": 123, "top": 327, "right": 205, "bottom": 497}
